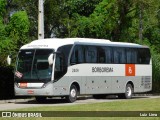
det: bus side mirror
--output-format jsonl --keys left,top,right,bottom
{"left": 48, "top": 54, "right": 54, "bottom": 65}
{"left": 7, "top": 55, "right": 12, "bottom": 65}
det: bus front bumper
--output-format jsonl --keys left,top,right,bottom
{"left": 14, "top": 83, "right": 69, "bottom": 96}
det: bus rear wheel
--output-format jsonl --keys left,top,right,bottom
{"left": 119, "top": 84, "right": 133, "bottom": 99}
{"left": 66, "top": 85, "right": 78, "bottom": 103}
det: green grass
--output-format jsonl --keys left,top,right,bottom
{"left": 12, "top": 98, "right": 160, "bottom": 111}
{"left": 1, "top": 98, "right": 160, "bottom": 120}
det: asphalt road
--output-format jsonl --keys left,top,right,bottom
{"left": 0, "top": 95, "right": 160, "bottom": 111}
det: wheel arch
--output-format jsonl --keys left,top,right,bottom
{"left": 70, "top": 81, "right": 80, "bottom": 95}
{"left": 126, "top": 81, "right": 134, "bottom": 91}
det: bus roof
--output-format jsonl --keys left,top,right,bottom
{"left": 20, "top": 38, "right": 148, "bottom": 50}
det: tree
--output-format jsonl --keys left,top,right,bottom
{"left": 11, "top": 0, "right": 38, "bottom": 40}
{"left": 0, "top": 0, "right": 6, "bottom": 17}
{"left": 61, "top": 0, "right": 103, "bottom": 38}
{"left": 65, "top": 0, "right": 119, "bottom": 39}
{"left": 0, "top": 0, "right": 7, "bottom": 40}
{"left": 44, "top": 0, "right": 68, "bottom": 38}
{"left": 44, "top": 0, "right": 102, "bottom": 38}
{"left": 63, "top": 0, "right": 160, "bottom": 45}
{"left": 6, "top": 11, "right": 30, "bottom": 51}
{"left": 0, "top": 0, "right": 11, "bottom": 65}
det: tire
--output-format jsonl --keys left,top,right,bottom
{"left": 125, "top": 84, "right": 133, "bottom": 99}
{"left": 118, "top": 84, "right": 133, "bottom": 99}
{"left": 35, "top": 96, "right": 46, "bottom": 103}
{"left": 66, "top": 85, "right": 78, "bottom": 103}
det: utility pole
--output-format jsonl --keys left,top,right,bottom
{"left": 139, "top": 4, "right": 143, "bottom": 43}
{"left": 38, "top": 0, "right": 44, "bottom": 39}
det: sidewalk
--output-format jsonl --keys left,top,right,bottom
{"left": 0, "top": 98, "right": 34, "bottom": 104}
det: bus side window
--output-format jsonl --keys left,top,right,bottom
{"left": 104, "top": 47, "right": 112, "bottom": 63}
{"left": 126, "top": 48, "right": 138, "bottom": 64}
{"left": 55, "top": 45, "right": 72, "bottom": 80}
{"left": 138, "top": 48, "right": 150, "bottom": 64}
{"left": 70, "top": 45, "right": 84, "bottom": 65}
{"left": 54, "top": 54, "right": 64, "bottom": 80}
{"left": 113, "top": 47, "right": 126, "bottom": 64}
{"left": 114, "top": 48, "right": 119, "bottom": 64}
{"left": 126, "top": 48, "right": 131, "bottom": 64}
{"left": 97, "top": 47, "right": 106, "bottom": 63}
{"left": 55, "top": 55, "right": 62, "bottom": 71}
{"left": 85, "top": 46, "right": 97, "bottom": 63}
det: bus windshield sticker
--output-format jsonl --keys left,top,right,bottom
{"left": 15, "top": 71, "right": 23, "bottom": 78}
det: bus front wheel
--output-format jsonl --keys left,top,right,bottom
{"left": 66, "top": 85, "right": 78, "bottom": 103}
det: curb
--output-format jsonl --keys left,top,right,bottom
{"left": 0, "top": 98, "right": 34, "bottom": 104}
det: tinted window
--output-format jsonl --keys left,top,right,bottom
{"left": 85, "top": 46, "right": 97, "bottom": 63}
{"left": 16, "top": 49, "right": 54, "bottom": 82}
{"left": 113, "top": 47, "right": 126, "bottom": 64}
{"left": 70, "top": 45, "right": 151, "bottom": 65}
{"left": 54, "top": 53, "right": 64, "bottom": 80}
{"left": 97, "top": 46, "right": 106, "bottom": 63}
{"left": 54, "top": 45, "right": 72, "bottom": 80}
{"left": 137, "top": 48, "right": 151, "bottom": 64}
{"left": 70, "top": 45, "right": 85, "bottom": 64}
{"left": 17, "top": 50, "right": 34, "bottom": 74}
{"left": 126, "top": 48, "right": 137, "bottom": 64}
{"left": 57, "top": 45, "right": 72, "bottom": 66}
{"left": 104, "top": 47, "right": 112, "bottom": 63}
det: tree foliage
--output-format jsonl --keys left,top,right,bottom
{"left": 6, "top": 11, "right": 30, "bottom": 50}
{"left": 8, "top": 0, "right": 159, "bottom": 49}
{"left": 0, "top": 1, "right": 30, "bottom": 65}
{"left": 0, "top": 0, "right": 6, "bottom": 16}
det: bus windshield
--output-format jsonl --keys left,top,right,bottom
{"left": 15, "top": 49, "right": 54, "bottom": 82}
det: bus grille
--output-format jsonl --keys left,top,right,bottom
{"left": 141, "top": 76, "right": 151, "bottom": 89}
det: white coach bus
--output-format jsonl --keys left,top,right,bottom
{"left": 12, "top": 38, "right": 152, "bottom": 103}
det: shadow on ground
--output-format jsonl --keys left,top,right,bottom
{"left": 14, "top": 95, "right": 150, "bottom": 104}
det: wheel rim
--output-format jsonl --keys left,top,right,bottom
{"left": 126, "top": 87, "right": 132, "bottom": 97}
{"left": 70, "top": 88, "right": 76, "bottom": 98}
